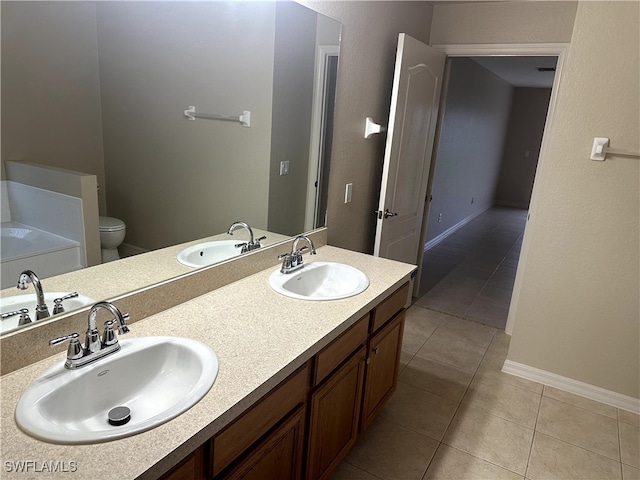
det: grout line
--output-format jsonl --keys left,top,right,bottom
{"left": 524, "top": 385, "right": 545, "bottom": 478}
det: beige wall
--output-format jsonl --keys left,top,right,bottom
{"left": 507, "top": 2, "right": 639, "bottom": 399}
{"left": 430, "top": 1, "right": 578, "bottom": 45}
{"left": 96, "top": 2, "right": 275, "bottom": 250}
{"left": 268, "top": 2, "right": 317, "bottom": 236}
{"left": 1, "top": 2, "right": 107, "bottom": 212}
{"left": 426, "top": 57, "right": 514, "bottom": 243}
{"left": 495, "top": 88, "right": 552, "bottom": 209}
{"left": 298, "top": 1, "right": 435, "bottom": 253}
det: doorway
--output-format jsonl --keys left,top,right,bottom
{"left": 416, "top": 47, "right": 564, "bottom": 332}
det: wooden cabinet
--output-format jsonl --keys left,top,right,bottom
{"left": 159, "top": 282, "right": 409, "bottom": 480}
{"left": 360, "top": 310, "right": 405, "bottom": 431}
{"left": 160, "top": 447, "right": 207, "bottom": 480}
{"left": 212, "top": 364, "right": 309, "bottom": 479}
{"left": 220, "top": 406, "right": 306, "bottom": 480}
{"left": 307, "top": 347, "right": 366, "bottom": 480}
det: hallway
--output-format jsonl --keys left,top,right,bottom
{"left": 416, "top": 206, "right": 528, "bottom": 330}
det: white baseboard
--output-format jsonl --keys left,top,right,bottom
{"left": 503, "top": 360, "right": 640, "bottom": 414}
{"left": 424, "top": 205, "right": 492, "bottom": 251}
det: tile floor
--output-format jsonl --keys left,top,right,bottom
{"left": 329, "top": 207, "right": 639, "bottom": 480}
{"left": 330, "top": 308, "right": 640, "bottom": 480}
{"left": 416, "top": 206, "right": 528, "bottom": 330}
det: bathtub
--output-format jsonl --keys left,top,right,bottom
{"left": 1, "top": 221, "right": 83, "bottom": 289}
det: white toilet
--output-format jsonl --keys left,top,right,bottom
{"left": 99, "top": 216, "right": 126, "bottom": 263}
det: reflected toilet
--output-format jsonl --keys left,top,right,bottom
{"left": 99, "top": 216, "right": 126, "bottom": 263}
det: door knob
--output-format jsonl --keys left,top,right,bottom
{"left": 375, "top": 209, "right": 399, "bottom": 220}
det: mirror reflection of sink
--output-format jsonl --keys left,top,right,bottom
{"left": 177, "top": 240, "right": 242, "bottom": 268}
{"left": 15, "top": 336, "right": 219, "bottom": 444}
{"left": 269, "top": 262, "right": 369, "bottom": 301}
{"left": 0, "top": 292, "right": 95, "bottom": 334}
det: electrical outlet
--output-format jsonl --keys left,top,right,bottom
{"left": 279, "top": 161, "right": 289, "bottom": 176}
{"left": 438, "top": 213, "right": 442, "bottom": 223}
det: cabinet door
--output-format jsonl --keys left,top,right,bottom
{"left": 307, "top": 347, "right": 366, "bottom": 480}
{"left": 220, "top": 406, "right": 306, "bottom": 480}
{"left": 360, "top": 310, "right": 405, "bottom": 431}
{"left": 160, "top": 446, "right": 207, "bottom": 480}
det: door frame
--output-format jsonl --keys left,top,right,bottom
{"left": 305, "top": 45, "right": 340, "bottom": 232}
{"left": 427, "top": 43, "right": 568, "bottom": 335}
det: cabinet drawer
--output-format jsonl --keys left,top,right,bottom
{"left": 371, "top": 282, "right": 409, "bottom": 333}
{"left": 212, "top": 363, "right": 309, "bottom": 476}
{"left": 313, "top": 314, "right": 369, "bottom": 386}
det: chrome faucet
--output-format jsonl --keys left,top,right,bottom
{"left": 278, "top": 235, "right": 317, "bottom": 274}
{"left": 49, "top": 301, "right": 130, "bottom": 369}
{"left": 17, "top": 270, "right": 50, "bottom": 320}
{"left": 227, "top": 221, "right": 266, "bottom": 254}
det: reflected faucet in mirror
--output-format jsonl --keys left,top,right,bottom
{"left": 227, "top": 221, "right": 266, "bottom": 254}
{"left": 17, "top": 270, "right": 50, "bottom": 320}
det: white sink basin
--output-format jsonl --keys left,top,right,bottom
{"left": 15, "top": 336, "right": 218, "bottom": 444}
{"left": 177, "top": 240, "right": 242, "bottom": 268}
{"left": 269, "top": 262, "right": 369, "bottom": 301}
{"left": 0, "top": 292, "right": 95, "bottom": 334}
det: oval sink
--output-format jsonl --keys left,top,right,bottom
{"left": 15, "top": 336, "right": 218, "bottom": 444}
{"left": 269, "top": 262, "right": 369, "bottom": 301}
{"left": 0, "top": 292, "right": 95, "bottom": 334}
{"left": 177, "top": 240, "right": 241, "bottom": 268}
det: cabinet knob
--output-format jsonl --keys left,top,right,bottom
{"left": 373, "top": 347, "right": 379, "bottom": 355}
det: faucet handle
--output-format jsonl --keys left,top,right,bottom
{"left": 102, "top": 320, "right": 118, "bottom": 347}
{"left": 52, "top": 292, "right": 79, "bottom": 315}
{"left": 49, "top": 332, "right": 83, "bottom": 362}
{"left": 1, "top": 309, "right": 32, "bottom": 326}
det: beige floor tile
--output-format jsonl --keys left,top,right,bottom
{"left": 434, "top": 315, "right": 497, "bottom": 349}
{"left": 329, "top": 462, "right": 383, "bottom": 480}
{"left": 623, "top": 463, "right": 640, "bottom": 480}
{"left": 527, "top": 432, "right": 622, "bottom": 480}
{"left": 399, "top": 350, "right": 414, "bottom": 372}
{"left": 416, "top": 331, "right": 486, "bottom": 373}
{"left": 424, "top": 444, "right": 523, "bottom": 480}
{"left": 536, "top": 396, "right": 620, "bottom": 460}
{"left": 479, "top": 346, "right": 507, "bottom": 371}
{"left": 475, "top": 363, "right": 543, "bottom": 394}
{"left": 543, "top": 386, "right": 617, "bottom": 419}
{"left": 442, "top": 404, "right": 533, "bottom": 475}
{"left": 399, "top": 355, "right": 473, "bottom": 403}
{"left": 401, "top": 306, "right": 444, "bottom": 355}
{"left": 346, "top": 416, "right": 438, "bottom": 480}
{"left": 619, "top": 409, "right": 640, "bottom": 428}
{"left": 488, "top": 331, "right": 511, "bottom": 356}
{"left": 379, "top": 382, "right": 458, "bottom": 441}
{"left": 463, "top": 373, "right": 541, "bottom": 428}
{"left": 620, "top": 421, "right": 640, "bottom": 468}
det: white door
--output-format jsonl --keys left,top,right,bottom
{"left": 374, "top": 34, "right": 445, "bottom": 272}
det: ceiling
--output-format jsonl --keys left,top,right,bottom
{"left": 470, "top": 56, "right": 558, "bottom": 88}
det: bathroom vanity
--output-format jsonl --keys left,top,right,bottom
{"left": 0, "top": 246, "right": 414, "bottom": 480}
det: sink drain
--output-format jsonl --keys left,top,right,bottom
{"left": 108, "top": 406, "right": 131, "bottom": 426}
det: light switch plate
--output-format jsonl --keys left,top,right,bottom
{"left": 279, "top": 161, "right": 290, "bottom": 175}
{"left": 345, "top": 183, "right": 353, "bottom": 203}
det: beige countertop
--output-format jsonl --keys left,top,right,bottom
{"left": 0, "top": 246, "right": 415, "bottom": 479}
{"left": 0, "top": 228, "right": 290, "bottom": 308}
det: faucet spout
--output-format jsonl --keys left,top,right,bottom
{"left": 88, "top": 301, "right": 130, "bottom": 334}
{"left": 227, "top": 221, "right": 255, "bottom": 244}
{"left": 227, "top": 221, "right": 265, "bottom": 253}
{"left": 17, "top": 270, "right": 50, "bottom": 320}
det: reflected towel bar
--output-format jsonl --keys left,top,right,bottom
{"left": 184, "top": 106, "right": 251, "bottom": 127}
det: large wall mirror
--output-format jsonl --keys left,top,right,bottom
{"left": 1, "top": 1, "right": 341, "bottom": 335}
